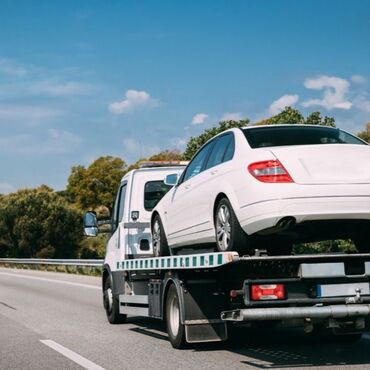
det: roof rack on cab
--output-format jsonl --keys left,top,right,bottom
{"left": 138, "top": 160, "right": 189, "bottom": 168}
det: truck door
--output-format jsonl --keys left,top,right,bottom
{"left": 106, "top": 182, "right": 127, "bottom": 264}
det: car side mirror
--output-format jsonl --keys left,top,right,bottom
{"left": 164, "top": 173, "right": 179, "bottom": 186}
{"left": 83, "top": 211, "right": 99, "bottom": 237}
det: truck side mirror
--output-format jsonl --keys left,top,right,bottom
{"left": 83, "top": 211, "right": 99, "bottom": 237}
{"left": 164, "top": 173, "right": 179, "bottom": 186}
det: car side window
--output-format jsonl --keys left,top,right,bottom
{"left": 205, "top": 134, "right": 234, "bottom": 170}
{"left": 182, "top": 142, "right": 214, "bottom": 182}
{"left": 223, "top": 134, "right": 235, "bottom": 162}
{"left": 112, "top": 183, "right": 127, "bottom": 232}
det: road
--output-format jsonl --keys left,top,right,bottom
{"left": 1, "top": 267, "right": 370, "bottom": 370}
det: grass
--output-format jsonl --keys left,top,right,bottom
{"left": 0, "top": 263, "right": 102, "bottom": 276}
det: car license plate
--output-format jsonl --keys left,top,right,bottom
{"left": 317, "top": 283, "right": 370, "bottom": 298}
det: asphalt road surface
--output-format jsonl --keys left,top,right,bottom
{"left": 1, "top": 267, "right": 370, "bottom": 370}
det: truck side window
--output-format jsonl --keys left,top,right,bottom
{"left": 144, "top": 181, "right": 172, "bottom": 211}
{"left": 112, "top": 183, "right": 127, "bottom": 231}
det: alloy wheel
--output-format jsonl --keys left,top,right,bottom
{"left": 216, "top": 204, "right": 231, "bottom": 251}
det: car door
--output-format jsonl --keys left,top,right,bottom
{"left": 165, "top": 141, "right": 214, "bottom": 247}
{"left": 190, "top": 133, "right": 235, "bottom": 239}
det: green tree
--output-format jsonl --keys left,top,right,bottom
{"left": 256, "top": 107, "right": 336, "bottom": 127}
{"left": 66, "top": 156, "right": 127, "bottom": 212}
{"left": 182, "top": 119, "right": 250, "bottom": 160}
{"left": 305, "top": 111, "right": 336, "bottom": 127}
{"left": 148, "top": 149, "right": 182, "bottom": 161}
{"left": 357, "top": 122, "right": 370, "bottom": 143}
{"left": 257, "top": 107, "right": 304, "bottom": 125}
{"left": 126, "top": 150, "right": 183, "bottom": 172}
{"left": 0, "top": 186, "right": 82, "bottom": 258}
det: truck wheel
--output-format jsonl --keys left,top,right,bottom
{"left": 152, "top": 215, "right": 169, "bottom": 257}
{"left": 215, "top": 198, "right": 248, "bottom": 254}
{"left": 103, "top": 276, "right": 127, "bottom": 324}
{"left": 166, "top": 285, "right": 186, "bottom": 349}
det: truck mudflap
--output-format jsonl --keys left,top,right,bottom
{"left": 221, "top": 304, "right": 370, "bottom": 321}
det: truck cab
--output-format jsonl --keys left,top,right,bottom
{"left": 104, "top": 163, "right": 185, "bottom": 267}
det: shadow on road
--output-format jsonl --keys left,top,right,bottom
{"left": 127, "top": 317, "right": 370, "bottom": 368}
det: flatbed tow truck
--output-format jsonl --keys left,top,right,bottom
{"left": 84, "top": 163, "right": 370, "bottom": 348}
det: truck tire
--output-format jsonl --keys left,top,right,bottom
{"left": 103, "top": 276, "right": 127, "bottom": 324}
{"left": 215, "top": 198, "right": 248, "bottom": 254}
{"left": 152, "top": 215, "right": 170, "bottom": 257}
{"left": 166, "top": 284, "right": 186, "bottom": 349}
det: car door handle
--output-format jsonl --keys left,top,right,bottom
{"left": 211, "top": 170, "right": 218, "bottom": 175}
{"left": 184, "top": 184, "right": 191, "bottom": 189}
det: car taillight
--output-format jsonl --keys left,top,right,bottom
{"left": 248, "top": 160, "right": 294, "bottom": 183}
{"left": 251, "top": 284, "right": 285, "bottom": 300}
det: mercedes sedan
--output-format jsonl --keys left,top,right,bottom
{"left": 151, "top": 125, "right": 370, "bottom": 256}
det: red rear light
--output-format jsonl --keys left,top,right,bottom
{"left": 248, "top": 160, "right": 294, "bottom": 183}
{"left": 251, "top": 284, "right": 285, "bottom": 300}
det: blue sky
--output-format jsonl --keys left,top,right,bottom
{"left": 0, "top": 0, "right": 369, "bottom": 193}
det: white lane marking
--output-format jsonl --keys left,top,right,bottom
{"left": 41, "top": 340, "right": 105, "bottom": 370}
{"left": 0, "top": 271, "right": 100, "bottom": 290}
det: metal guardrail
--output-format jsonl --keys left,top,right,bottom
{"left": 0, "top": 258, "right": 104, "bottom": 266}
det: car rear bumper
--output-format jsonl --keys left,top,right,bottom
{"left": 238, "top": 195, "right": 370, "bottom": 235}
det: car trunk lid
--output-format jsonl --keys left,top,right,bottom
{"left": 269, "top": 144, "right": 370, "bottom": 184}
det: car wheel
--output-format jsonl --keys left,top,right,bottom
{"left": 166, "top": 284, "right": 187, "bottom": 349}
{"left": 152, "top": 215, "right": 170, "bottom": 257}
{"left": 215, "top": 198, "right": 248, "bottom": 254}
{"left": 103, "top": 275, "right": 127, "bottom": 324}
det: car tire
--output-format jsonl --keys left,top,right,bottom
{"left": 166, "top": 284, "right": 187, "bottom": 349}
{"left": 103, "top": 276, "right": 127, "bottom": 324}
{"left": 214, "top": 198, "right": 249, "bottom": 254}
{"left": 152, "top": 215, "right": 170, "bottom": 257}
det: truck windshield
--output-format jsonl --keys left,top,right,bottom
{"left": 242, "top": 126, "right": 366, "bottom": 148}
{"left": 144, "top": 181, "right": 172, "bottom": 211}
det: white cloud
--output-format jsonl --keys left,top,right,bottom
{"left": 302, "top": 75, "right": 352, "bottom": 110}
{"left": 351, "top": 75, "right": 367, "bottom": 84}
{"left": 354, "top": 96, "right": 370, "bottom": 113}
{"left": 123, "top": 138, "right": 160, "bottom": 158}
{"left": 171, "top": 137, "right": 188, "bottom": 149}
{"left": 0, "top": 182, "right": 15, "bottom": 194}
{"left": 0, "top": 80, "right": 94, "bottom": 99}
{"left": 220, "top": 112, "right": 243, "bottom": 121}
{"left": 268, "top": 94, "right": 299, "bottom": 115}
{"left": 0, "top": 129, "right": 80, "bottom": 155}
{"left": 0, "top": 105, "right": 63, "bottom": 125}
{"left": 109, "top": 89, "right": 158, "bottom": 114}
{"left": 0, "top": 58, "right": 28, "bottom": 77}
{"left": 29, "top": 80, "right": 95, "bottom": 96}
{"left": 191, "top": 113, "right": 208, "bottom": 125}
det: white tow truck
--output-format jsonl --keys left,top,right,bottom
{"left": 84, "top": 162, "right": 370, "bottom": 348}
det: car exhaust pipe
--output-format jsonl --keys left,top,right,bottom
{"left": 277, "top": 217, "right": 296, "bottom": 231}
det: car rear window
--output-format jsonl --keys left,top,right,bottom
{"left": 242, "top": 126, "right": 366, "bottom": 148}
{"left": 144, "top": 181, "right": 172, "bottom": 211}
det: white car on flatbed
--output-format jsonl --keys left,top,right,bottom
{"left": 83, "top": 159, "right": 370, "bottom": 349}
{"left": 151, "top": 125, "right": 370, "bottom": 256}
